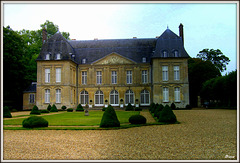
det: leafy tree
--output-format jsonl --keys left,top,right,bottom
{"left": 197, "top": 49, "right": 230, "bottom": 72}
{"left": 188, "top": 58, "right": 221, "bottom": 107}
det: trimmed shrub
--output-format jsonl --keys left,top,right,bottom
{"left": 102, "top": 107, "right": 106, "bottom": 111}
{"left": 129, "top": 114, "right": 146, "bottom": 124}
{"left": 47, "top": 104, "right": 52, "bottom": 111}
{"left": 76, "top": 104, "right": 84, "bottom": 112}
{"left": 67, "top": 108, "right": 73, "bottom": 112}
{"left": 125, "top": 103, "right": 134, "bottom": 111}
{"left": 135, "top": 107, "right": 142, "bottom": 111}
{"left": 185, "top": 104, "right": 192, "bottom": 110}
{"left": 11, "top": 109, "right": 18, "bottom": 112}
{"left": 100, "top": 105, "right": 120, "bottom": 127}
{"left": 158, "top": 105, "right": 177, "bottom": 124}
{"left": 171, "top": 103, "right": 176, "bottom": 110}
{"left": 40, "top": 109, "right": 50, "bottom": 113}
{"left": 22, "top": 116, "right": 48, "bottom": 128}
{"left": 30, "top": 105, "right": 41, "bottom": 115}
{"left": 3, "top": 106, "right": 12, "bottom": 118}
{"left": 50, "top": 104, "right": 58, "bottom": 112}
{"left": 149, "top": 103, "right": 155, "bottom": 113}
{"left": 61, "top": 105, "right": 67, "bottom": 111}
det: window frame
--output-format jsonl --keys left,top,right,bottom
{"left": 96, "top": 71, "right": 102, "bottom": 85}
{"left": 45, "top": 68, "right": 50, "bottom": 83}
{"left": 174, "top": 87, "right": 181, "bottom": 102}
{"left": 45, "top": 89, "right": 50, "bottom": 103}
{"left": 174, "top": 66, "right": 180, "bottom": 81}
{"left": 95, "top": 90, "right": 104, "bottom": 106}
{"left": 142, "top": 70, "right": 148, "bottom": 84}
{"left": 162, "top": 66, "right": 168, "bottom": 81}
{"left": 125, "top": 90, "right": 134, "bottom": 105}
{"left": 126, "top": 70, "right": 132, "bottom": 84}
{"left": 29, "top": 94, "right": 35, "bottom": 103}
{"left": 80, "top": 90, "right": 89, "bottom": 106}
{"left": 82, "top": 71, "right": 87, "bottom": 85}
{"left": 163, "top": 87, "right": 169, "bottom": 102}
{"left": 140, "top": 90, "right": 150, "bottom": 106}
{"left": 56, "top": 68, "right": 61, "bottom": 83}
{"left": 111, "top": 71, "right": 117, "bottom": 84}
{"left": 110, "top": 90, "right": 119, "bottom": 106}
{"left": 56, "top": 89, "right": 61, "bottom": 103}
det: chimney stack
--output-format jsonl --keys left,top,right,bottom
{"left": 42, "top": 27, "right": 47, "bottom": 44}
{"left": 179, "top": 23, "right": 184, "bottom": 45}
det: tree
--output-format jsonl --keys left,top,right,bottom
{"left": 188, "top": 58, "right": 221, "bottom": 107}
{"left": 197, "top": 49, "right": 230, "bottom": 72}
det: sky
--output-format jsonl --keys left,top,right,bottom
{"left": 2, "top": 1, "right": 238, "bottom": 75}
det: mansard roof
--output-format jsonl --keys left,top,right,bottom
{"left": 23, "top": 82, "right": 37, "bottom": 93}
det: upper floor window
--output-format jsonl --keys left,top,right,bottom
{"left": 96, "top": 71, "right": 102, "bottom": 84}
{"left": 45, "top": 68, "right": 50, "bottom": 83}
{"left": 82, "top": 71, "right": 87, "bottom": 85}
{"left": 142, "top": 70, "right": 148, "bottom": 84}
{"left": 45, "top": 54, "right": 50, "bottom": 60}
{"left": 162, "top": 50, "right": 168, "bottom": 57}
{"left": 111, "top": 71, "right": 117, "bottom": 84}
{"left": 174, "top": 66, "right": 180, "bottom": 81}
{"left": 56, "top": 68, "right": 61, "bottom": 83}
{"left": 126, "top": 70, "right": 132, "bottom": 84}
{"left": 142, "top": 57, "right": 146, "bottom": 63}
{"left": 82, "top": 58, "right": 86, "bottom": 64}
{"left": 56, "top": 54, "right": 61, "bottom": 60}
{"left": 174, "top": 50, "right": 179, "bottom": 57}
{"left": 162, "top": 66, "right": 168, "bottom": 81}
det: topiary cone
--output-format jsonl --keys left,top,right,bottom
{"left": 100, "top": 105, "right": 120, "bottom": 127}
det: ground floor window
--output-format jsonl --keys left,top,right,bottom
{"left": 140, "top": 90, "right": 150, "bottom": 105}
{"left": 174, "top": 87, "right": 180, "bottom": 102}
{"left": 110, "top": 90, "right": 119, "bottom": 106}
{"left": 80, "top": 90, "right": 89, "bottom": 105}
{"left": 45, "top": 89, "right": 50, "bottom": 103}
{"left": 95, "top": 90, "right": 104, "bottom": 106}
{"left": 29, "top": 94, "right": 35, "bottom": 103}
{"left": 163, "top": 87, "right": 169, "bottom": 102}
{"left": 125, "top": 90, "right": 134, "bottom": 105}
{"left": 56, "top": 89, "right": 61, "bottom": 103}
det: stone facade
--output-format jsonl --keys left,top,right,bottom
{"left": 23, "top": 24, "right": 190, "bottom": 110}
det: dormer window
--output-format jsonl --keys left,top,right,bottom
{"left": 82, "top": 58, "right": 86, "bottom": 64}
{"left": 174, "top": 50, "right": 179, "bottom": 57}
{"left": 162, "top": 50, "right": 168, "bottom": 57}
{"left": 56, "top": 53, "right": 61, "bottom": 60}
{"left": 142, "top": 57, "right": 146, "bottom": 63}
{"left": 45, "top": 54, "right": 50, "bottom": 60}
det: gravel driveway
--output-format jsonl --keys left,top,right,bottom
{"left": 3, "top": 109, "right": 237, "bottom": 160}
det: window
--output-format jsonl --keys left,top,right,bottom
{"left": 162, "top": 66, "right": 168, "bottom": 81}
{"left": 142, "top": 70, "right": 148, "bottom": 84}
{"left": 56, "top": 54, "right": 61, "bottom": 60}
{"left": 174, "top": 50, "right": 179, "bottom": 57}
{"left": 96, "top": 71, "right": 102, "bottom": 84}
{"left": 45, "top": 89, "right": 50, "bottom": 103}
{"left": 111, "top": 71, "right": 117, "bottom": 84}
{"left": 163, "top": 87, "right": 169, "bottom": 102}
{"left": 45, "top": 68, "right": 50, "bottom": 83}
{"left": 162, "top": 50, "right": 168, "bottom": 57}
{"left": 56, "top": 68, "right": 61, "bottom": 83}
{"left": 175, "top": 87, "right": 180, "bottom": 102}
{"left": 82, "top": 71, "right": 87, "bottom": 85}
{"left": 82, "top": 58, "right": 86, "bottom": 64}
{"left": 142, "top": 57, "right": 146, "bottom": 63}
{"left": 45, "top": 54, "right": 50, "bottom": 60}
{"left": 174, "top": 66, "right": 180, "bottom": 81}
{"left": 56, "top": 89, "right": 61, "bottom": 103}
{"left": 125, "top": 90, "right": 134, "bottom": 105}
{"left": 95, "top": 90, "right": 104, "bottom": 106}
{"left": 126, "top": 70, "right": 132, "bottom": 84}
{"left": 80, "top": 90, "right": 89, "bottom": 105}
{"left": 140, "top": 90, "right": 150, "bottom": 105}
{"left": 29, "top": 94, "right": 35, "bottom": 103}
{"left": 110, "top": 90, "right": 119, "bottom": 106}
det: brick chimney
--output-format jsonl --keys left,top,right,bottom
{"left": 42, "top": 27, "right": 47, "bottom": 44}
{"left": 179, "top": 23, "right": 184, "bottom": 45}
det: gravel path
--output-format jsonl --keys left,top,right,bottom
{"left": 3, "top": 109, "right": 237, "bottom": 160}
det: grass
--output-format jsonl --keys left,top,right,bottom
{"left": 4, "top": 110, "right": 139, "bottom": 126}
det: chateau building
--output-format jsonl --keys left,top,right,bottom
{"left": 23, "top": 24, "right": 190, "bottom": 110}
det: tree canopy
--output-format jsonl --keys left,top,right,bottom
{"left": 197, "top": 48, "right": 230, "bottom": 72}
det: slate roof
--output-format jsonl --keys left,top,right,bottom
{"left": 23, "top": 82, "right": 37, "bottom": 93}
{"left": 36, "top": 28, "right": 190, "bottom": 64}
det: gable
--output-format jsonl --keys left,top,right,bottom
{"left": 92, "top": 52, "right": 137, "bottom": 65}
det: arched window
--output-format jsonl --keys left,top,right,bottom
{"left": 162, "top": 50, "right": 168, "bottom": 57}
{"left": 174, "top": 50, "right": 179, "bottom": 57}
{"left": 80, "top": 90, "right": 89, "bottom": 105}
{"left": 140, "top": 90, "right": 150, "bottom": 106}
{"left": 45, "top": 54, "right": 50, "bottom": 60}
{"left": 95, "top": 90, "right": 104, "bottom": 106}
{"left": 56, "top": 53, "right": 61, "bottom": 60}
{"left": 110, "top": 90, "right": 119, "bottom": 106}
{"left": 125, "top": 90, "right": 134, "bottom": 105}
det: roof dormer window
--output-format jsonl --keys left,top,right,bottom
{"left": 82, "top": 58, "right": 86, "bottom": 64}
{"left": 45, "top": 54, "right": 50, "bottom": 60}
{"left": 56, "top": 53, "right": 61, "bottom": 60}
{"left": 162, "top": 50, "right": 168, "bottom": 57}
{"left": 142, "top": 57, "right": 146, "bottom": 63}
{"left": 174, "top": 50, "right": 179, "bottom": 57}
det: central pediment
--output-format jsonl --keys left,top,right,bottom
{"left": 92, "top": 52, "right": 137, "bottom": 65}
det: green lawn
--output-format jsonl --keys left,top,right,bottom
{"left": 4, "top": 111, "right": 139, "bottom": 126}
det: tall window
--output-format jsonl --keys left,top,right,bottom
{"left": 163, "top": 87, "right": 169, "bottom": 102}
{"left": 82, "top": 71, "right": 87, "bottom": 85}
{"left": 45, "top": 68, "right": 50, "bottom": 83}
{"left": 56, "top": 68, "right": 61, "bottom": 83}
{"left": 126, "top": 70, "right": 132, "bottom": 84}
{"left": 110, "top": 90, "right": 119, "bottom": 106}
{"left": 111, "top": 71, "right": 117, "bottom": 84}
{"left": 56, "top": 89, "right": 61, "bottom": 103}
{"left": 96, "top": 71, "right": 102, "bottom": 84}
{"left": 175, "top": 87, "right": 180, "bottom": 102}
{"left": 140, "top": 90, "right": 150, "bottom": 105}
{"left": 162, "top": 66, "right": 168, "bottom": 81}
{"left": 29, "top": 94, "right": 35, "bottom": 103}
{"left": 174, "top": 66, "right": 180, "bottom": 81}
{"left": 142, "top": 70, "right": 148, "bottom": 84}
{"left": 45, "top": 89, "right": 50, "bottom": 103}
{"left": 80, "top": 90, "right": 89, "bottom": 105}
{"left": 95, "top": 90, "right": 104, "bottom": 106}
{"left": 125, "top": 90, "right": 134, "bottom": 105}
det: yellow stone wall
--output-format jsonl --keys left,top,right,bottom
{"left": 23, "top": 92, "right": 36, "bottom": 110}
